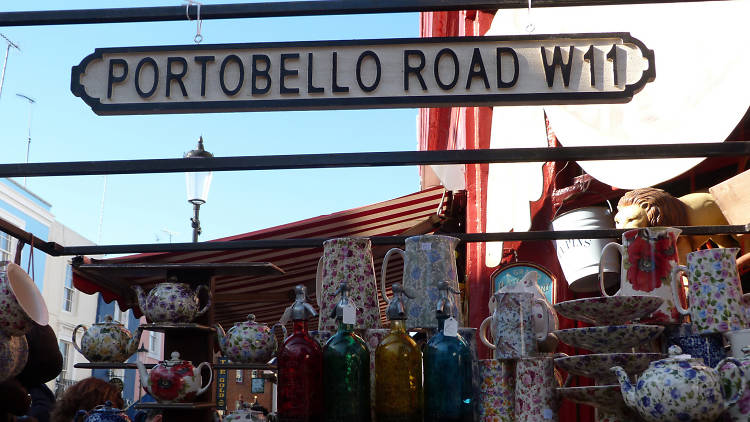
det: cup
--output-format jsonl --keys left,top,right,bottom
{"left": 671, "top": 248, "right": 746, "bottom": 334}
{"left": 515, "top": 356, "right": 559, "bottom": 422}
{"left": 0, "top": 263, "right": 49, "bottom": 337}
{"left": 598, "top": 227, "right": 685, "bottom": 324}
{"left": 480, "top": 292, "right": 549, "bottom": 359}
{"left": 474, "top": 359, "right": 515, "bottom": 422}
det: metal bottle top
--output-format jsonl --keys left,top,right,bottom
{"left": 289, "top": 285, "right": 318, "bottom": 321}
{"left": 331, "top": 281, "right": 355, "bottom": 320}
{"left": 436, "top": 281, "right": 461, "bottom": 320}
{"left": 386, "top": 283, "right": 414, "bottom": 321}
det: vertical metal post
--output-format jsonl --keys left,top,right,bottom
{"left": 191, "top": 202, "right": 202, "bottom": 242}
{"left": 0, "top": 34, "right": 20, "bottom": 99}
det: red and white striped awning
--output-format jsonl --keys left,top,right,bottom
{"left": 73, "top": 186, "right": 449, "bottom": 327}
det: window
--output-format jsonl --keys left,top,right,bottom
{"left": 58, "top": 340, "right": 70, "bottom": 380}
{"left": 148, "top": 331, "right": 162, "bottom": 359}
{"left": 235, "top": 370, "right": 243, "bottom": 383}
{"left": 0, "top": 232, "right": 11, "bottom": 262}
{"left": 62, "top": 265, "right": 74, "bottom": 312}
{"left": 113, "top": 305, "right": 130, "bottom": 325}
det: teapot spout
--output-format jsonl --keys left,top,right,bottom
{"left": 135, "top": 360, "right": 152, "bottom": 396}
{"left": 215, "top": 323, "right": 227, "bottom": 353}
{"left": 127, "top": 326, "right": 144, "bottom": 357}
{"left": 132, "top": 285, "right": 147, "bottom": 315}
{"left": 610, "top": 366, "right": 638, "bottom": 410}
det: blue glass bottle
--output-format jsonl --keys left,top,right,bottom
{"left": 423, "top": 281, "right": 473, "bottom": 422}
{"left": 322, "top": 281, "right": 371, "bottom": 422}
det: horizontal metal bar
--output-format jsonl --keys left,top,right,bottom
{"left": 4, "top": 142, "right": 750, "bottom": 178}
{"left": 0, "top": 0, "right": 729, "bottom": 27}
{"left": 61, "top": 224, "right": 750, "bottom": 255}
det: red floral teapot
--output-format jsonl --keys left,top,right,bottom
{"left": 136, "top": 351, "right": 212, "bottom": 403}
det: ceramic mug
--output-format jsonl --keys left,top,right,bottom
{"left": 316, "top": 237, "right": 381, "bottom": 332}
{"left": 474, "top": 359, "right": 515, "bottom": 422}
{"left": 671, "top": 248, "right": 746, "bottom": 334}
{"left": 725, "top": 329, "right": 750, "bottom": 359}
{"left": 662, "top": 323, "right": 727, "bottom": 367}
{"left": 0, "top": 262, "right": 49, "bottom": 337}
{"left": 598, "top": 227, "right": 685, "bottom": 324}
{"left": 381, "top": 235, "right": 463, "bottom": 329}
{"left": 480, "top": 292, "right": 549, "bottom": 359}
{"left": 515, "top": 356, "right": 559, "bottom": 422}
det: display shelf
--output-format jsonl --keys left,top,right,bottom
{"left": 213, "top": 362, "right": 277, "bottom": 371}
{"left": 133, "top": 402, "right": 216, "bottom": 410}
{"left": 74, "top": 362, "right": 155, "bottom": 369}
{"left": 140, "top": 322, "right": 215, "bottom": 333}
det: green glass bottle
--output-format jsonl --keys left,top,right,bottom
{"left": 423, "top": 281, "right": 473, "bottom": 422}
{"left": 375, "top": 283, "right": 423, "bottom": 422}
{"left": 322, "top": 281, "right": 371, "bottom": 422}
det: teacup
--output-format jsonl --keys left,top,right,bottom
{"left": 0, "top": 263, "right": 49, "bottom": 336}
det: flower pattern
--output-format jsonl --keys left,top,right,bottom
{"left": 553, "top": 295, "right": 664, "bottom": 326}
{"left": 317, "top": 238, "right": 381, "bottom": 333}
{"left": 554, "top": 324, "right": 664, "bottom": 353}
{"left": 0, "top": 331, "right": 28, "bottom": 382}
{"left": 554, "top": 353, "right": 664, "bottom": 385}
{"left": 217, "top": 315, "right": 278, "bottom": 364}
{"left": 475, "top": 359, "right": 515, "bottom": 421}
{"left": 145, "top": 354, "right": 211, "bottom": 403}
{"left": 73, "top": 316, "right": 142, "bottom": 363}
{"left": 515, "top": 357, "right": 558, "bottom": 421}
{"left": 135, "top": 282, "right": 210, "bottom": 323}
{"left": 0, "top": 265, "right": 39, "bottom": 337}
{"left": 488, "top": 293, "right": 537, "bottom": 359}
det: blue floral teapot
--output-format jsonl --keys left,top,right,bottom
{"left": 75, "top": 401, "right": 131, "bottom": 422}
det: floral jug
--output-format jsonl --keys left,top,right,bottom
{"left": 612, "top": 345, "right": 745, "bottom": 422}
{"left": 381, "top": 235, "right": 463, "bottom": 329}
{"left": 72, "top": 316, "right": 143, "bottom": 363}
{"left": 316, "top": 237, "right": 381, "bottom": 333}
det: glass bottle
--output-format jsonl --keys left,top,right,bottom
{"left": 277, "top": 285, "right": 323, "bottom": 422}
{"left": 322, "top": 281, "right": 371, "bottom": 422}
{"left": 375, "top": 283, "right": 423, "bottom": 422}
{"left": 424, "top": 281, "right": 473, "bottom": 422}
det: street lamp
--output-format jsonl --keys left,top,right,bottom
{"left": 184, "top": 136, "right": 213, "bottom": 242}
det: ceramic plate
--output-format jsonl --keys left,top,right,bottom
{"left": 553, "top": 324, "right": 664, "bottom": 353}
{"left": 554, "top": 352, "right": 664, "bottom": 384}
{"left": 553, "top": 296, "right": 664, "bottom": 326}
{"left": 557, "top": 385, "right": 627, "bottom": 411}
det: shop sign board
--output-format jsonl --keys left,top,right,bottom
{"left": 71, "top": 33, "right": 654, "bottom": 115}
{"left": 215, "top": 357, "right": 228, "bottom": 410}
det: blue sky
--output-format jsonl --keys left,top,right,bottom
{"left": 0, "top": 1, "right": 421, "bottom": 248}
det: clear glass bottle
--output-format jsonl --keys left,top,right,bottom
{"left": 423, "top": 281, "right": 473, "bottom": 422}
{"left": 375, "top": 283, "right": 423, "bottom": 422}
{"left": 322, "top": 281, "right": 371, "bottom": 422}
{"left": 277, "top": 285, "right": 323, "bottom": 422}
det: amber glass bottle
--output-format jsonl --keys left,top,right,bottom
{"left": 375, "top": 283, "right": 423, "bottom": 422}
{"left": 277, "top": 285, "right": 323, "bottom": 422}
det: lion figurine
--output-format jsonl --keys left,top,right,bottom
{"left": 614, "top": 187, "right": 738, "bottom": 264}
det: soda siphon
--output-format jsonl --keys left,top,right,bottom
{"left": 322, "top": 281, "right": 371, "bottom": 422}
{"left": 423, "top": 281, "right": 473, "bottom": 422}
{"left": 375, "top": 283, "right": 423, "bottom": 422}
{"left": 277, "top": 285, "right": 323, "bottom": 422}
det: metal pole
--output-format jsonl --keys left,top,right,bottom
{"left": 191, "top": 202, "right": 202, "bottom": 242}
{"left": 0, "top": 34, "right": 20, "bottom": 100}
{"left": 16, "top": 93, "right": 35, "bottom": 186}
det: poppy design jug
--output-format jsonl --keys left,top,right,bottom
{"left": 381, "top": 235, "right": 463, "bottom": 329}
{"left": 316, "top": 237, "right": 382, "bottom": 332}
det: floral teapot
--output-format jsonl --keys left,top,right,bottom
{"left": 132, "top": 278, "right": 211, "bottom": 323}
{"left": 611, "top": 345, "right": 745, "bottom": 422}
{"left": 136, "top": 351, "right": 212, "bottom": 403}
{"left": 216, "top": 314, "right": 286, "bottom": 364}
{"left": 74, "top": 401, "right": 131, "bottom": 422}
{"left": 72, "top": 316, "right": 143, "bottom": 363}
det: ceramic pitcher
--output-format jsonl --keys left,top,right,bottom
{"left": 598, "top": 227, "right": 685, "bottom": 324}
{"left": 515, "top": 356, "right": 559, "bottom": 422}
{"left": 475, "top": 359, "right": 515, "bottom": 422}
{"left": 381, "top": 235, "right": 462, "bottom": 329}
{"left": 671, "top": 248, "right": 746, "bottom": 334}
{"left": 316, "top": 237, "right": 381, "bottom": 332}
{"left": 479, "top": 292, "right": 550, "bottom": 359}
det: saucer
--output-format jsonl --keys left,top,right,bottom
{"left": 553, "top": 324, "right": 664, "bottom": 353}
{"left": 553, "top": 295, "right": 664, "bottom": 326}
{"left": 557, "top": 385, "right": 627, "bottom": 411}
{"left": 554, "top": 352, "right": 664, "bottom": 384}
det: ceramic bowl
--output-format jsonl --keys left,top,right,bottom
{"left": 553, "top": 295, "right": 664, "bottom": 326}
{"left": 553, "top": 324, "right": 664, "bottom": 353}
{"left": 556, "top": 385, "right": 627, "bottom": 411}
{"left": 554, "top": 352, "right": 664, "bottom": 384}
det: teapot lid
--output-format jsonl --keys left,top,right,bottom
{"left": 235, "top": 314, "right": 261, "bottom": 327}
{"left": 95, "top": 315, "right": 123, "bottom": 326}
{"left": 656, "top": 345, "right": 700, "bottom": 365}
{"left": 386, "top": 283, "right": 414, "bottom": 321}
{"left": 161, "top": 351, "right": 189, "bottom": 367}
{"left": 89, "top": 400, "right": 125, "bottom": 414}
{"left": 436, "top": 281, "right": 460, "bottom": 320}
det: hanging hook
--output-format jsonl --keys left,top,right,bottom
{"left": 526, "top": 0, "right": 536, "bottom": 33}
{"left": 184, "top": 0, "right": 204, "bottom": 44}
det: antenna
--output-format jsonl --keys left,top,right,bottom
{"left": 161, "top": 229, "right": 179, "bottom": 243}
{"left": 0, "top": 33, "right": 20, "bottom": 100}
{"left": 16, "top": 93, "right": 35, "bottom": 186}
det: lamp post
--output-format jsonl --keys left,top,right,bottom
{"left": 184, "top": 137, "right": 213, "bottom": 242}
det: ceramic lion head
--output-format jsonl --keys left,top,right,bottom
{"left": 614, "top": 187, "right": 689, "bottom": 229}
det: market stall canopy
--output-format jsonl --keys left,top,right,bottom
{"left": 72, "top": 186, "right": 450, "bottom": 327}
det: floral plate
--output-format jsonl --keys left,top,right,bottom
{"left": 556, "top": 385, "right": 627, "bottom": 412}
{"left": 553, "top": 325, "right": 664, "bottom": 353}
{"left": 554, "top": 352, "right": 664, "bottom": 384}
{"left": 553, "top": 295, "right": 664, "bottom": 326}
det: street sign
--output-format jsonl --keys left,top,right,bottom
{"left": 71, "top": 33, "right": 654, "bottom": 115}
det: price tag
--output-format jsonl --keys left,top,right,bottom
{"left": 421, "top": 243, "right": 431, "bottom": 251}
{"left": 343, "top": 303, "right": 357, "bottom": 324}
{"left": 444, "top": 317, "right": 458, "bottom": 337}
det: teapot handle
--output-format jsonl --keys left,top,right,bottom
{"left": 717, "top": 357, "right": 747, "bottom": 408}
{"left": 599, "top": 242, "right": 623, "bottom": 297}
{"left": 272, "top": 323, "right": 288, "bottom": 342}
{"left": 194, "top": 284, "right": 212, "bottom": 318}
{"left": 380, "top": 248, "right": 406, "bottom": 304}
{"left": 196, "top": 362, "right": 214, "bottom": 396}
{"left": 670, "top": 265, "right": 691, "bottom": 316}
{"left": 72, "top": 324, "right": 88, "bottom": 356}
{"left": 315, "top": 257, "right": 324, "bottom": 308}
{"left": 533, "top": 298, "right": 552, "bottom": 342}
{"left": 478, "top": 316, "right": 496, "bottom": 350}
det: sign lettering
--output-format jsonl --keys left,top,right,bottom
{"left": 72, "top": 33, "right": 654, "bottom": 115}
